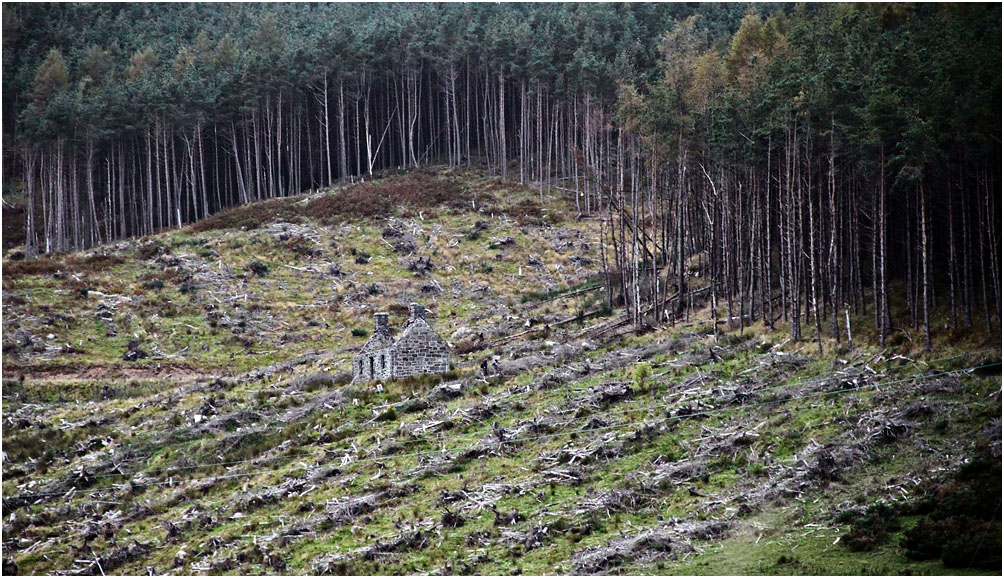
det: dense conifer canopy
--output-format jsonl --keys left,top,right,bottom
{"left": 2, "top": 2, "right": 1000, "bottom": 345}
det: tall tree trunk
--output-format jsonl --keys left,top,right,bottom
{"left": 231, "top": 122, "right": 248, "bottom": 204}
{"left": 339, "top": 76, "right": 349, "bottom": 180}
{"left": 920, "top": 181, "right": 931, "bottom": 351}
{"left": 828, "top": 117, "right": 839, "bottom": 342}
{"left": 146, "top": 128, "right": 155, "bottom": 235}
{"left": 323, "top": 70, "right": 332, "bottom": 186}
{"left": 198, "top": 122, "right": 209, "bottom": 219}
{"left": 25, "top": 147, "right": 37, "bottom": 256}
{"left": 86, "top": 137, "right": 101, "bottom": 246}
{"left": 498, "top": 68, "right": 507, "bottom": 180}
{"left": 879, "top": 145, "right": 889, "bottom": 346}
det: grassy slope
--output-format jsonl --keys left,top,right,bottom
{"left": 2, "top": 169, "right": 1000, "bottom": 575}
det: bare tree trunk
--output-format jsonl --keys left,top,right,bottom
{"left": 231, "top": 122, "right": 248, "bottom": 204}
{"left": 185, "top": 132, "right": 198, "bottom": 223}
{"left": 806, "top": 128, "right": 823, "bottom": 354}
{"left": 498, "top": 68, "right": 507, "bottom": 180}
{"left": 765, "top": 136, "right": 774, "bottom": 329}
{"left": 920, "top": 181, "right": 931, "bottom": 351}
{"left": 170, "top": 128, "right": 182, "bottom": 227}
{"left": 264, "top": 94, "right": 275, "bottom": 197}
{"left": 25, "top": 147, "right": 37, "bottom": 256}
{"left": 162, "top": 119, "right": 174, "bottom": 229}
{"left": 339, "top": 76, "right": 349, "bottom": 180}
{"left": 978, "top": 173, "right": 992, "bottom": 331}
{"left": 879, "top": 145, "right": 889, "bottom": 346}
{"left": 323, "top": 70, "right": 332, "bottom": 186}
{"left": 70, "top": 151, "right": 80, "bottom": 249}
{"left": 42, "top": 147, "right": 50, "bottom": 252}
{"left": 700, "top": 162, "right": 719, "bottom": 343}
{"left": 145, "top": 128, "right": 154, "bottom": 235}
{"left": 537, "top": 84, "right": 543, "bottom": 199}
{"left": 828, "top": 117, "right": 839, "bottom": 342}
{"left": 984, "top": 168, "right": 1000, "bottom": 320}
{"left": 105, "top": 153, "right": 112, "bottom": 242}
{"left": 86, "top": 137, "right": 101, "bottom": 246}
{"left": 197, "top": 122, "right": 209, "bottom": 219}
{"left": 676, "top": 135, "right": 687, "bottom": 320}
{"left": 452, "top": 65, "right": 462, "bottom": 168}
{"left": 276, "top": 90, "right": 284, "bottom": 196}
{"left": 117, "top": 142, "right": 126, "bottom": 238}
{"left": 363, "top": 73, "right": 375, "bottom": 176}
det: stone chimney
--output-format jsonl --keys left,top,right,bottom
{"left": 373, "top": 312, "right": 390, "bottom": 334}
{"left": 408, "top": 303, "right": 426, "bottom": 322}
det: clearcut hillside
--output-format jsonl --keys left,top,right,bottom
{"left": 2, "top": 170, "right": 1001, "bottom": 576}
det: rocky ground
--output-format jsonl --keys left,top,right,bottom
{"left": 2, "top": 170, "right": 1001, "bottom": 575}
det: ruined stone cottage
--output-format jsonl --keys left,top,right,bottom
{"left": 353, "top": 303, "right": 450, "bottom": 382}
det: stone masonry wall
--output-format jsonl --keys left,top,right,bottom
{"left": 352, "top": 304, "right": 449, "bottom": 382}
{"left": 353, "top": 346, "right": 394, "bottom": 382}
{"left": 353, "top": 312, "right": 395, "bottom": 382}
{"left": 391, "top": 326, "right": 450, "bottom": 378}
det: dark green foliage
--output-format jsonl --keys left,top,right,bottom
{"left": 350, "top": 328, "right": 368, "bottom": 338}
{"left": 905, "top": 517, "right": 1002, "bottom": 570}
{"left": 902, "top": 457, "right": 1002, "bottom": 569}
{"left": 375, "top": 406, "right": 397, "bottom": 421}
{"left": 31, "top": 48, "right": 68, "bottom": 109}
{"left": 838, "top": 502, "right": 901, "bottom": 552}
{"left": 247, "top": 261, "right": 268, "bottom": 277}
{"left": 973, "top": 360, "right": 1002, "bottom": 377}
{"left": 836, "top": 458, "right": 1002, "bottom": 567}
{"left": 3, "top": 3, "right": 743, "bottom": 231}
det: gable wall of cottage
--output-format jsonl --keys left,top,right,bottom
{"left": 352, "top": 304, "right": 449, "bottom": 382}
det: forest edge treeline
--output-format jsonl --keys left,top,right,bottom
{"left": 2, "top": 3, "right": 1001, "bottom": 351}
